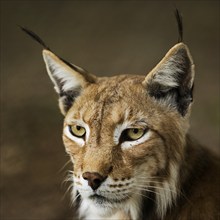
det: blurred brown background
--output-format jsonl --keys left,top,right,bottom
{"left": 1, "top": 1, "right": 219, "bottom": 220}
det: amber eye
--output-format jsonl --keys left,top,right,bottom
{"left": 69, "top": 125, "right": 86, "bottom": 138}
{"left": 126, "top": 128, "right": 145, "bottom": 140}
{"left": 119, "top": 128, "right": 146, "bottom": 143}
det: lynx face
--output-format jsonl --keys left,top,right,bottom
{"left": 42, "top": 43, "right": 194, "bottom": 218}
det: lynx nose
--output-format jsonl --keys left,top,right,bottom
{"left": 82, "top": 172, "right": 106, "bottom": 190}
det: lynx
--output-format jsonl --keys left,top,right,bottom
{"left": 22, "top": 10, "right": 219, "bottom": 220}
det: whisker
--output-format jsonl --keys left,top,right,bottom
{"left": 61, "top": 171, "right": 74, "bottom": 188}
{"left": 147, "top": 185, "right": 178, "bottom": 194}
{"left": 136, "top": 176, "right": 165, "bottom": 179}
{"left": 137, "top": 177, "right": 176, "bottom": 182}
{"left": 58, "top": 159, "right": 72, "bottom": 174}
{"left": 70, "top": 191, "right": 81, "bottom": 207}
{"left": 133, "top": 185, "right": 161, "bottom": 196}
{"left": 136, "top": 184, "right": 192, "bottom": 206}
{"left": 133, "top": 191, "right": 156, "bottom": 203}
{"left": 133, "top": 182, "right": 180, "bottom": 200}
{"left": 62, "top": 182, "right": 74, "bottom": 201}
{"left": 140, "top": 184, "right": 191, "bottom": 203}
{"left": 135, "top": 180, "right": 163, "bottom": 185}
{"left": 136, "top": 177, "right": 167, "bottom": 182}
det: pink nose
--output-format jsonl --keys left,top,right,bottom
{"left": 82, "top": 172, "right": 106, "bottom": 190}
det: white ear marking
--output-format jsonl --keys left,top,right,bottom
{"left": 42, "top": 50, "right": 85, "bottom": 93}
{"left": 143, "top": 43, "right": 195, "bottom": 116}
{"left": 151, "top": 57, "right": 182, "bottom": 88}
{"left": 144, "top": 43, "right": 194, "bottom": 88}
{"left": 42, "top": 50, "right": 96, "bottom": 114}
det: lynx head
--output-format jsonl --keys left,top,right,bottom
{"left": 41, "top": 42, "right": 194, "bottom": 218}
{"left": 21, "top": 10, "right": 195, "bottom": 218}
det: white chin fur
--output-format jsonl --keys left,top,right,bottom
{"left": 78, "top": 194, "right": 142, "bottom": 220}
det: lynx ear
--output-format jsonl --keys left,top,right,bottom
{"left": 143, "top": 43, "right": 195, "bottom": 116}
{"left": 43, "top": 50, "right": 96, "bottom": 115}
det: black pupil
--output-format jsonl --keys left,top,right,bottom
{"left": 76, "top": 126, "right": 81, "bottom": 131}
{"left": 133, "top": 129, "right": 139, "bottom": 134}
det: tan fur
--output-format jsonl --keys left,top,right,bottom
{"left": 42, "top": 43, "right": 220, "bottom": 219}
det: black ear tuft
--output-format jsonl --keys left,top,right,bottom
{"left": 20, "top": 26, "right": 89, "bottom": 75}
{"left": 19, "top": 25, "right": 51, "bottom": 50}
{"left": 174, "top": 8, "right": 183, "bottom": 43}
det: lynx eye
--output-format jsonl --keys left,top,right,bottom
{"left": 120, "top": 128, "right": 146, "bottom": 143}
{"left": 69, "top": 125, "right": 86, "bottom": 138}
{"left": 127, "top": 128, "right": 145, "bottom": 140}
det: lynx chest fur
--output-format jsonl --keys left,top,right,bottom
{"left": 22, "top": 12, "right": 219, "bottom": 220}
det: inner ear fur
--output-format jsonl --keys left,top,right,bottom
{"left": 143, "top": 43, "right": 195, "bottom": 116}
{"left": 42, "top": 50, "right": 96, "bottom": 115}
